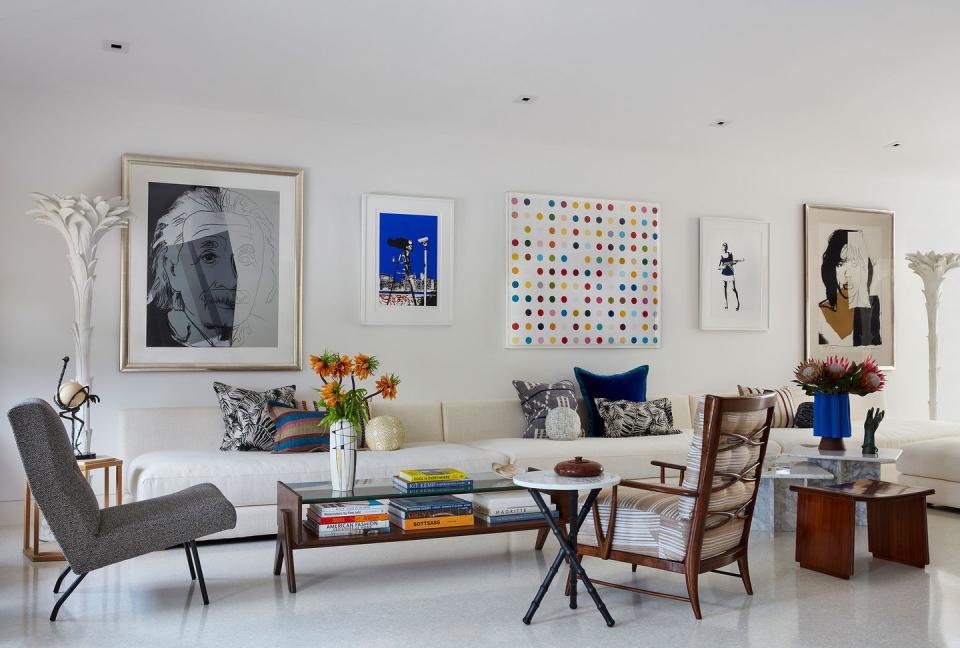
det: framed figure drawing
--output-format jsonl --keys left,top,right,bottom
{"left": 699, "top": 217, "right": 769, "bottom": 330}
{"left": 361, "top": 194, "right": 454, "bottom": 325}
{"left": 804, "top": 204, "right": 894, "bottom": 368}
{"left": 121, "top": 154, "right": 303, "bottom": 370}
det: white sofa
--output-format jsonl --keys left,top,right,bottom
{"left": 117, "top": 391, "right": 960, "bottom": 539}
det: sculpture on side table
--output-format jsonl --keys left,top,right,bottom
{"left": 861, "top": 407, "right": 884, "bottom": 456}
{"left": 906, "top": 251, "right": 960, "bottom": 420}
{"left": 54, "top": 356, "right": 99, "bottom": 459}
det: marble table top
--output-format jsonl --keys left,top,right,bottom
{"left": 785, "top": 445, "right": 901, "bottom": 464}
{"left": 761, "top": 461, "right": 834, "bottom": 480}
{"left": 513, "top": 470, "right": 621, "bottom": 491}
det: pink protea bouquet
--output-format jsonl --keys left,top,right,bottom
{"left": 793, "top": 355, "right": 885, "bottom": 396}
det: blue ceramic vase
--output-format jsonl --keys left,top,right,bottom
{"left": 813, "top": 392, "right": 851, "bottom": 451}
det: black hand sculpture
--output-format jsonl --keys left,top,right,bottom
{"left": 862, "top": 407, "right": 885, "bottom": 455}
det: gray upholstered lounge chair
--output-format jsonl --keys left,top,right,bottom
{"left": 8, "top": 398, "right": 237, "bottom": 621}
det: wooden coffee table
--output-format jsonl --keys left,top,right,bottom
{"left": 790, "top": 479, "right": 935, "bottom": 579}
{"left": 275, "top": 472, "right": 563, "bottom": 593}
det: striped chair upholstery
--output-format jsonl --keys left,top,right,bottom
{"left": 579, "top": 397, "right": 767, "bottom": 560}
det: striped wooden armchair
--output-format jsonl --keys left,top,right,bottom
{"left": 577, "top": 393, "right": 776, "bottom": 619}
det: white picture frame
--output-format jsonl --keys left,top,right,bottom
{"left": 361, "top": 194, "right": 454, "bottom": 325}
{"left": 699, "top": 217, "right": 770, "bottom": 331}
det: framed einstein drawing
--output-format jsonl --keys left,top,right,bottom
{"left": 804, "top": 204, "right": 894, "bottom": 368}
{"left": 120, "top": 154, "right": 303, "bottom": 371}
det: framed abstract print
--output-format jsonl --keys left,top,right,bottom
{"left": 120, "top": 154, "right": 303, "bottom": 371}
{"left": 361, "top": 194, "right": 454, "bottom": 325}
{"left": 804, "top": 204, "right": 894, "bottom": 368}
{"left": 699, "top": 217, "right": 770, "bottom": 331}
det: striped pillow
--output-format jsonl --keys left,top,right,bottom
{"left": 736, "top": 385, "right": 795, "bottom": 428}
{"left": 267, "top": 401, "right": 329, "bottom": 453}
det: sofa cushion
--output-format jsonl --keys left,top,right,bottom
{"left": 468, "top": 433, "right": 694, "bottom": 481}
{"left": 575, "top": 365, "right": 649, "bottom": 437}
{"left": 897, "top": 437, "right": 960, "bottom": 482}
{"left": 213, "top": 382, "right": 296, "bottom": 451}
{"left": 513, "top": 380, "right": 579, "bottom": 439}
{"left": 596, "top": 398, "right": 680, "bottom": 437}
{"left": 737, "top": 385, "right": 796, "bottom": 428}
{"left": 128, "top": 442, "right": 509, "bottom": 507}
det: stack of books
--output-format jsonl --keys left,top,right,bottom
{"left": 473, "top": 491, "right": 558, "bottom": 525}
{"left": 305, "top": 500, "right": 391, "bottom": 537}
{"left": 393, "top": 468, "right": 473, "bottom": 493}
{"left": 388, "top": 495, "right": 474, "bottom": 531}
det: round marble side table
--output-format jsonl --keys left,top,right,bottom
{"left": 513, "top": 470, "right": 621, "bottom": 627}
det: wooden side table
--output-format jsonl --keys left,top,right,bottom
{"left": 23, "top": 456, "right": 123, "bottom": 562}
{"left": 790, "top": 479, "right": 934, "bottom": 579}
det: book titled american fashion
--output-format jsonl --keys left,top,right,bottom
{"left": 305, "top": 519, "right": 393, "bottom": 537}
{"left": 392, "top": 477, "right": 474, "bottom": 492}
{"left": 396, "top": 468, "right": 468, "bottom": 483}
{"left": 315, "top": 519, "right": 391, "bottom": 531}
{"left": 308, "top": 500, "right": 387, "bottom": 516}
{"left": 307, "top": 511, "right": 389, "bottom": 525}
{"left": 389, "top": 513, "right": 474, "bottom": 531}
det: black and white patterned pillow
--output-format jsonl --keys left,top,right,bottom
{"left": 214, "top": 382, "right": 296, "bottom": 451}
{"left": 513, "top": 380, "right": 579, "bottom": 439}
{"left": 595, "top": 397, "right": 681, "bottom": 438}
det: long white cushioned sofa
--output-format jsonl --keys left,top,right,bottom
{"left": 117, "top": 392, "right": 960, "bottom": 539}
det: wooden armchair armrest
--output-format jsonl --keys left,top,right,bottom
{"left": 650, "top": 460, "right": 686, "bottom": 485}
{"left": 619, "top": 479, "right": 699, "bottom": 498}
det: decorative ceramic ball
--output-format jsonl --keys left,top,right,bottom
{"left": 545, "top": 406, "right": 581, "bottom": 440}
{"left": 365, "top": 415, "right": 406, "bottom": 451}
{"left": 57, "top": 381, "right": 87, "bottom": 409}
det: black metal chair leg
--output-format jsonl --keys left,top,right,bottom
{"left": 188, "top": 540, "right": 209, "bottom": 605}
{"left": 50, "top": 572, "right": 86, "bottom": 621}
{"left": 53, "top": 566, "right": 72, "bottom": 593}
{"left": 184, "top": 542, "right": 196, "bottom": 580}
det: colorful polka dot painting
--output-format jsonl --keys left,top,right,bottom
{"left": 506, "top": 192, "right": 662, "bottom": 348}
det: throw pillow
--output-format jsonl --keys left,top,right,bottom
{"left": 574, "top": 365, "right": 649, "bottom": 437}
{"left": 214, "top": 382, "right": 296, "bottom": 451}
{"left": 794, "top": 401, "right": 814, "bottom": 428}
{"left": 595, "top": 398, "right": 681, "bottom": 437}
{"left": 512, "top": 380, "right": 579, "bottom": 439}
{"left": 267, "top": 401, "right": 329, "bottom": 453}
{"left": 737, "top": 385, "right": 796, "bottom": 428}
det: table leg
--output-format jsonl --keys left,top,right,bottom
{"left": 523, "top": 489, "right": 614, "bottom": 627}
{"left": 567, "top": 490, "right": 578, "bottom": 610}
{"left": 273, "top": 533, "right": 284, "bottom": 575}
{"left": 23, "top": 481, "right": 31, "bottom": 555}
{"left": 116, "top": 465, "right": 123, "bottom": 506}
{"left": 281, "top": 510, "right": 297, "bottom": 593}
{"left": 104, "top": 468, "right": 110, "bottom": 509}
{"left": 795, "top": 490, "right": 854, "bottom": 579}
{"left": 867, "top": 496, "right": 930, "bottom": 568}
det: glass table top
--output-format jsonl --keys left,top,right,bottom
{"left": 286, "top": 472, "right": 526, "bottom": 504}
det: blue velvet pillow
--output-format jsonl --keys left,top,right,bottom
{"left": 574, "top": 365, "right": 649, "bottom": 437}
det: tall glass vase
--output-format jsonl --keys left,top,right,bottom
{"left": 329, "top": 420, "right": 358, "bottom": 491}
{"left": 813, "top": 392, "right": 851, "bottom": 451}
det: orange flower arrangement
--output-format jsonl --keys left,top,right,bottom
{"left": 311, "top": 350, "right": 400, "bottom": 428}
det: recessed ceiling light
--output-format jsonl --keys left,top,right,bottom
{"left": 711, "top": 120, "right": 729, "bottom": 127}
{"left": 515, "top": 95, "right": 538, "bottom": 104}
{"left": 102, "top": 40, "right": 130, "bottom": 53}
{"left": 887, "top": 141, "right": 902, "bottom": 148}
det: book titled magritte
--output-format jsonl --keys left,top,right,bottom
{"left": 396, "top": 468, "right": 468, "bottom": 483}
{"left": 472, "top": 491, "right": 555, "bottom": 517}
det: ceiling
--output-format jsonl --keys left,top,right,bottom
{"left": 3, "top": 0, "right": 960, "bottom": 175}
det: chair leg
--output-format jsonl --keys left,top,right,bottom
{"left": 50, "top": 572, "right": 86, "bottom": 621}
{"left": 685, "top": 569, "right": 702, "bottom": 620}
{"left": 188, "top": 540, "right": 209, "bottom": 605}
{"left": 184, "top": 543, "right": 196, "bottom": 581}
{"left": 53, "top": 566, "right": 72, "bottom": 593}
{"left": 737, "top": 555, "right": 753, "bottom": 595}
{"left": 535, "top": 528, "right": 549, "bottom": 551}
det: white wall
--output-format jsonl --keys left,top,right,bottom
{"left": 2, "top": 88, "right": 960, "bottom": 516}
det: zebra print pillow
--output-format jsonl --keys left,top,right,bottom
{"left": 595, "top": 397, "right": 681, "bottom": 438}
{"left": 513, "top": 380, "right": 579, "bottom": 439}
{"left": 214, "top": 382, "right": 296, "bottom": 451}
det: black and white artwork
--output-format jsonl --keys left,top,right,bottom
{"left": 699, "top": 217, "right": 769, "bottom": 330}
{"left": 146, "top": 184, "right": 279, "bottom": 348}
{"left": 122, "top": 155, "right": 303, "bottom": 370}
{"left": 804, "top": 205, "right": 894, "bottom": 368}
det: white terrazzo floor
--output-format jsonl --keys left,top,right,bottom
{"left": 2, "top": 510, "right": 959, "bottom": 648}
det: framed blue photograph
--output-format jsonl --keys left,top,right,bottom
{"left": 362, "top": 194, "right": 454, "bottom": 324}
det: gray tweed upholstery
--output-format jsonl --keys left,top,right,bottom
{"left": 8, "top": 399, "right": 236, "bottom": 574}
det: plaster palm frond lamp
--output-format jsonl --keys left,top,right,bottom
{"left": 906, "top": 251, "right": 960, "bottom": 420}
{"left": 28, "top": 193, "right": 132, "bottom": 457}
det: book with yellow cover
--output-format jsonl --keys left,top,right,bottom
{"left": 389, "top": 514, "right": 474, "bottom": 531}
{"left": 397, "top": 468, "right": 468, "bottom": 483}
